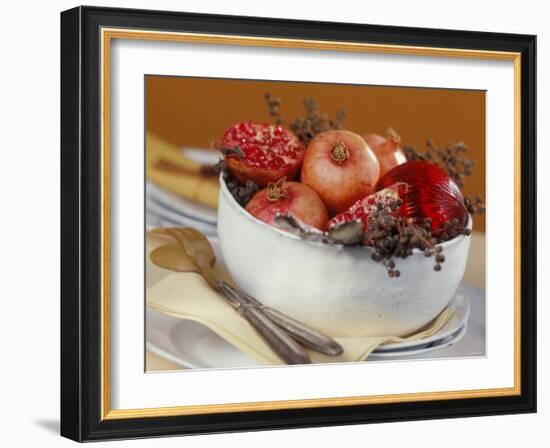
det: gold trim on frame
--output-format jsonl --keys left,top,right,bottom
{"left": 100, "top": 28, "right": 112, "bottom": 420}
{"left": 100, "top": 28, "right": 522, "bottom": 421}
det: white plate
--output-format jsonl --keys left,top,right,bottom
{"left": 147, "top": 309, "right": 259, "bottom": 369}
{"left": 146, "top": 196, "right": 218, "bottom": 236}
{"left": 146, "top": 294, "right": 470, "bottom": 370}
{"left": 367, "top": 324, "right": 468, "bottom": 359}
{"left": 146, "top": 181, "right": 218, "bottom": 224}
{"left": 375, "top": 294, "right": 469, "bottom": 352}
{"left": 180, "top": 147, "right": 221, "bottom": 166}
{"left": 145, "top": 212, "right": 181, "bottom": 229}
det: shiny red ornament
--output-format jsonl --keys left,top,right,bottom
{"left": 376, "top": 161, "right": 468, "bottom": 231}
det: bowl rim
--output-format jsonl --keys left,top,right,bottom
{"left": 218, "top": 172, "right": 472, "bottom": 253}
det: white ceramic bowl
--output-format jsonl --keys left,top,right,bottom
{"left": 217, "top": 176, "right": 471, "bottom": 337}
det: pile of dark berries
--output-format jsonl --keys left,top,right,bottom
{"left": 215, "top": 159, "right": 259, "bottom": 207}
{"left": 362, "top": 198, "right": 472, "bottom": 277}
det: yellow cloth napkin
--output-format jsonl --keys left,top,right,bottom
{"left": 146, "top": 133, "right": 220, "bottom": 208}
{"left": 146, "top": 233, "right": 455, "bottom": 366}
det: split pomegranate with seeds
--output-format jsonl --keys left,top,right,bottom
{"left": 215, "top": 122, "right": 304, "bottom": 187}
{"left": 328, "top": 183, "right": 407, "bottom": 233}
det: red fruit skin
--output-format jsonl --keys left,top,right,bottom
{"left": 245, "top": 182, "right": 329, "bottom": 231}
{"left": 364, "top": 133, "right": 407, "bottom": 178}
{"left": 376, "top": 161, "right": 468, "bottom": 232}
{"left": 328, "top": 185, "right": 403, "bottom": 232}
{"left": 220, "top": 122, "right": 304, "bottom": 186}
{"left": 301, "top": 130, "right": 380, "bottom": 216}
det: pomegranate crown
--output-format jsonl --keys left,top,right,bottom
{"left": 266, "top": 177, "right": 288, "bottom": 202}
{"left": 330, "top": 141, "right": 349, "bottom": 163}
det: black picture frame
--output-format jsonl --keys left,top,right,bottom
{"left": 61, "top": 5, "right": 536, "bottom": 442}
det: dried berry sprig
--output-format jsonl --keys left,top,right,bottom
{"left": 264, "top": 93, "right": 346, "bottom": 146}
{"left": 403, "top": 140, "right": 474, "bottom": 188}
{"left": 290, "top": 98, "right": 346, "bottom": 146}
{"left": 264, "top": 92, "right": 285, "bottom": 125}
{"left": 464, "top": 195, "right": 486, "bottom": 215}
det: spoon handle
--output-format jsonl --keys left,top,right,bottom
{"left": 218, "top": 282, "right": 343, "bottom": 356}
{"left": 259, "top": 307, "right": 343, "bottom": 356}
{"left": 215, "top": 282, "right": 310, "bottom": 364}
{"left": 240, "top": 306, "right": 312, "bottom": 365}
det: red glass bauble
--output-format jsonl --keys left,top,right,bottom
{"left": 376, "top": 161, "right": 468, "bottom": 231}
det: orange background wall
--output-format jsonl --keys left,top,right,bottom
{"left": 146, "top": 76, "right": 486, "bottom": 231}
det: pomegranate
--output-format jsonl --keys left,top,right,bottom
{"left": 364, "top": 128, "right": 407, "bottom": 177}
{"left": 245, "top": 178, "right": 329, "bottom": 231}
{"left": 328, "top": 184, "right": 404, "bottom": 232}
{"left": 301, "top": 130, "right": 380, "bottom": 216}
{"left": 377, "top": 161, "right": 468, "bottom": 232}
{"left": 218, "top": 122, "right": 304, "bottom": 186}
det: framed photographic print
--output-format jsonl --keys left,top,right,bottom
{"left": 60, "top": 6, "right": 537, "bottom": 442}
